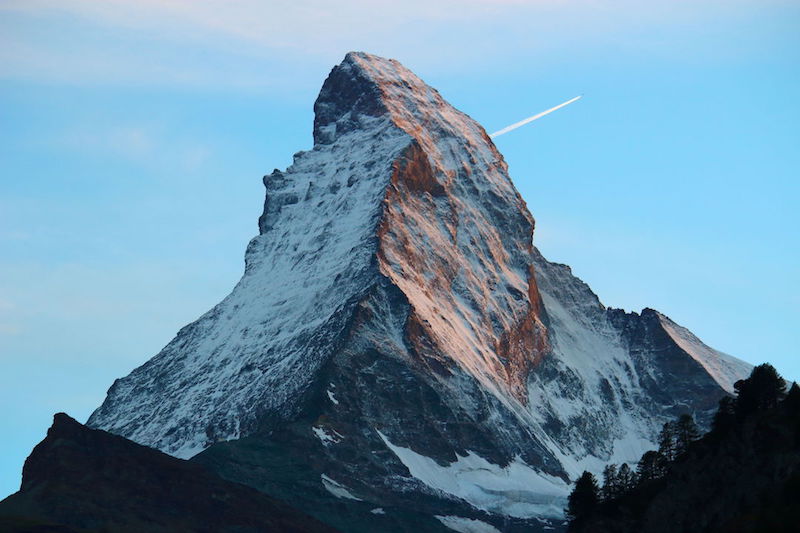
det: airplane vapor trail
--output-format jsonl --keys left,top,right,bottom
{"left": 489, "top": 95, "right": 582, "bottom": 138}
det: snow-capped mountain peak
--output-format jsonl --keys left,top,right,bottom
{"left": 88, "top": 52, "right": 751, "bottom": 525}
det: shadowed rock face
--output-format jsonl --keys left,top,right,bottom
{"left": 0, "top": 414, "right": 336, "bottom": 533}
{"left": 83, "top": 51, "right": 752, "bottom": 525}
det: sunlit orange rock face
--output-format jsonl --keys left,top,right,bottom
{"left": 359, "top": 51, "right": 550, "bottom": 403}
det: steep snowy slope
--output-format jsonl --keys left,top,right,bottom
{"left": 88, "top": 52, "right": 751, "bottom": 525}
{"left": 657, "top": 313, "right": 752, "bottom": 394}
{"left": 527, "top": 249, "right": 751, "bottom": 479}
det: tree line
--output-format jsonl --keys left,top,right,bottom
{"left": 566, "top": 363, "right": 795, "bottom": 525}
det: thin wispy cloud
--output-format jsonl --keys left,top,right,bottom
{"left": 76, "top": 127, "right": 212, "bottom": 173}
{"left": 0, "top": 0, "right": 781, "bottom": 88}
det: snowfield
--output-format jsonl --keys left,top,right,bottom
{"left": 379, "top": 430, "right": 569, "bottom": 518}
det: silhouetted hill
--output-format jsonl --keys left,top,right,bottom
{"left": 0, "top": 414, "right": 336, "bottom": 533}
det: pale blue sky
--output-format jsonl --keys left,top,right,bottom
{"left": 1, "top": 0, "right": 798, "bottom": 499}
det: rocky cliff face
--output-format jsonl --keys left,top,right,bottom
{"left": 87, "top": 52, "right": 751, "bottom": 525}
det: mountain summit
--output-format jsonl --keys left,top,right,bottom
{"left": 86, "top": 52, "right": 751, "bottom": 527}
{"left": 89, "top": 51, "right": 548, "bottom": 458}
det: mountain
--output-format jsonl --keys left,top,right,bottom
{"left": 62, "top": 51, "right": 751, "bottom": 530}
{"left": 0, "top": 414, "right": 335, "bottom": 533}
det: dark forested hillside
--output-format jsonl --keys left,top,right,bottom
{"left": 568, "top": 364, "right": 800, "bottom": 533}
{"left": 0, "top": 414, "right": 337, "bottom": 533}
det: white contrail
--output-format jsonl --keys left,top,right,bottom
{"left": 489, "top": 95, "right": 582, "bottom": 138}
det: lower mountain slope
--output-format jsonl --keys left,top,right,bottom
{"left": 194, "top": 417, "right": 560, "bottom": 533}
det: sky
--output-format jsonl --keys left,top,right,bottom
{"left": 1, "top": 0, "right": 798, "bottom": 499}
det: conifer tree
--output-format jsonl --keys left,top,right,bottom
{"left": 658, "top": 421, "right": 677, "bottom": 461}
{"left": 675, "top": 414, "right": 700, "bottom": 455}
{"left": 735, "top": 363, "right": 786, "bottom": 417}
{"left": 784, "top": 382, "right": 800, "bottom": 413}
{"left": 712, "top": 395, "right": 737, "bottom": 434}
{"left": 601, "top": 464, "right": 619, "bottom": 501}
{"left": 617, "top": 463, "right": 636, "bottom": 493}
{"left": 636, "top": 450, "right": 667, "bottom": 482}
{"left": 566, "top": 471, "right": 599, "bottom": 522}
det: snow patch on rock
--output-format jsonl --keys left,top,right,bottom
{"left": 378, "top": 430, "right": 568, "bottom": 518}
{"left": 327, "top": 389, "right": 339, "bottom": 405}
{"left": 312, "top": 426, "right": 343, "bottom": 446}
{"left": 435, "top": 515, "right": 502, "bottom": 533}
{"left": 321, "top": 474, "right": 361, "bottom": 501}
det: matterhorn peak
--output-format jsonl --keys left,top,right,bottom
{"left": 90, "top": 51, "right": 546, "bottom": 456}
{"left": 314, "top": 52, "right": 489, "bottom": 147}
{"left": 312, "top": 52, "right": 397, "bottom": 144}
{"left": 87, "top": 52, "right": 751, "bottom": 526}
